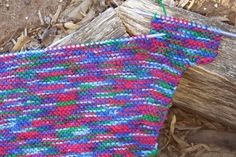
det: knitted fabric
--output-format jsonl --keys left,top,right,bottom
{"left": 0, "top": 16, "right": 221, "bottom": 157}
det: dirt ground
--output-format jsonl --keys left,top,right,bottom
{"left": 0, "top": 0, "right": 235, "bottom": 156}
{"left": 158, "top": 107, "right": 236, "bottom": 157}
{"left": 0, "top": 0, "right": 71, "bottom": 52}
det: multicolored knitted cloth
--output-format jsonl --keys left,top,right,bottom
{"left": 0, "top": 15, "right": 222, "bottom": 157}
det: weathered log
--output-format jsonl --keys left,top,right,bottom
{"left": 50, "top": 0, "right": 236, "bottom": 128}
{"left": 187, "top": 129, "right": 236, "bottom": 150}
{"left": 117, "top": 0, "right": 236, "bottom": 128}
{"left": 51, "top": 8, "right": 128, "bottom": 46}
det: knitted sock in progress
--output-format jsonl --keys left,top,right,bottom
{"left": 0, "top": 16, "right": 222, "bottom": 156}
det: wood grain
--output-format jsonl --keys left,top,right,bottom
{"left": 117, "top": 0, "right": 236, "bottom": 128}
{"left": 51, "top": 8, "right": 128, "bottom": 46}
{"left": 187, "top": 129, "right": 236, "bottom": 150}
{"left": 50, "top": 0, "right": 236, "bottom": 128}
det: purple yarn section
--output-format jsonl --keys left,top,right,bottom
{"left": 0, "top": 16, "right": 221, "bottom": 156}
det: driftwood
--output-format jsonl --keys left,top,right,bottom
{"left": 117, "top": 0, "right": 236, "bottom": 128}
{"left": 187, "top": 129, "right": 236, "bottom": 150}
{"left": 51, "top": 8, "right": 128, "bottom": 46}
{"left": 51, "top": 0, "right": 236, "bottom": 128}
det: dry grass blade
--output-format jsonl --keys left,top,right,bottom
{"left": 160, "top": 114, "right": 177, "bottom": 151}
{"left": 38, "top": 10, "right": 45, "bottom": 25}
{"left": 12, "top": 34, "right": 31, "bottom": 51}
{"left": 175, "top": 125, "right": 202, "bottom": 131}
{"left": 170, "top": 114, "right": 176, "bottom": 134}
{"left": 183, "top": 144, "right": 210, "bottom": 153}
{"left": 172, "top": 134, "right": 190, "bottom": 148}
{"left": 52, "top": 4, "right": 63, "bottom": 23}
{"left": 11, "top": 39, "right": 17, "bottom": 45}
{"left": 187, "top": 0, "right": 195, "bottom": 10}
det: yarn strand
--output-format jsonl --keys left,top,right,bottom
{"left": 157, "top": 0, "right": 167, "bottom": 16}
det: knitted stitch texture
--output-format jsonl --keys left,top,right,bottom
{"left": 0, "top": 16, "right": 221, "bottom": 157}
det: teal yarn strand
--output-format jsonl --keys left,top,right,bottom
{"left": 156, "top": 0, "right": 167, "bottom": 16}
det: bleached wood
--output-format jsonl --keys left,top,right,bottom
{"left": 117, "top": 0, "right": 236, "bottom": 128}
{"left": 51, "top": 8, "right": 128, "bottom": 46}
{"left": 51, "top": 0, "right": 236, "bottom": 128}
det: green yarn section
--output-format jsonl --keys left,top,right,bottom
{"left": 57, "top": 100, "right": 77, "bottom": 106}
{"left": 143, "top": 114, "right": 161, "bottom": 122}
{"left": 156, "top": 0, "right": 167, "bottom": 16}
{"left": 56, "top": 126, "right": 90, "bottom": 139}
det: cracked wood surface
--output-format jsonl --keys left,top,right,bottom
{"left": 51, "top": 0, "right": 236, "bottom": 128}
{"left": 52, "top": 8, "right": 128, "bottom": 46}
{"left": 117, "top": 0, "right": 236, "bottom": 128}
